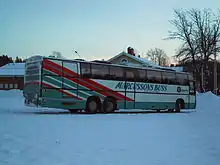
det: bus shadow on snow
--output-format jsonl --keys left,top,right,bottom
{"left": 17, "top": 110, "right": 194, "bottom": 115}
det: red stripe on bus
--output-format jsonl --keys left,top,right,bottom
{"left": 42, "top": 59, "right": 112, "bottom": 98}
{"left": 43, "top": 59, "right": 134, "bottom": 101}
{"left": 41, "top": 82, "right": 83, "bottom": 100}
{"left": 24, "top": 81, "right": 82, "bottom": 100}
{"left": 42, "top": 63, "right": 110, "bottom": 99}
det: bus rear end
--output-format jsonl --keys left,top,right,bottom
{"left": 23, "top": 56, "right": 43, "bottom": 107}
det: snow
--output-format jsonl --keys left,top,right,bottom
{"left": 170, "top": 66, "right": 184, "bottom": 72}
{"left": 134, "top": 56, "right": 183, "bottom": 71}
{"left": 0, "top": 90, "right": 220, "bottom": 165}
{"left": 0, "top": 63, "right": 25, "bottom": 76}
{"left": 115, "top": 52, "right": 183, "bottom": 71}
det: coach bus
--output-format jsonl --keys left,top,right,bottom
{"left": 23, "top": 55, "right": 196, "bottom": 113}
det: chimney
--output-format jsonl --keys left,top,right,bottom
{"left": 127, "top": 47, "right": 135, "bottom": 56}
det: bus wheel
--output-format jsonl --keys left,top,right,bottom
{"left": 103, "top": 97, "right": 116, "bottom": 113}
{"left": 175, "top": 99, "right": 184, "bottom": 112}
{"left": 86, "top": 97, "right": 101, "bottom": 113}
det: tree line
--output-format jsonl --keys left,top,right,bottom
{"left": 145, "top": 8, "right": 220, "bottom": 91}
{"left": 167, "top": 8, "right": 220, "bottom": 91}
{"left": 0, "top": 55, "right": 25, "bottom": 67}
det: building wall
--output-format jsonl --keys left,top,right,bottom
{"left": 109, "top": 55, "right": 142, "bottom": 65}
{"left": 0, "top": 77, "right": 24, "bottom": 90}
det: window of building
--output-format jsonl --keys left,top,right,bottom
{"left": 14, "top": 84, "right": 18, "bottom": 89}
{"left": 4, "top": 84, "right": 8, "bottom": 89}
{"left": 0, "top": 84, "right": 3, "bottom": 89}
{"left": 121, "top": 58, "right": 128, "bottom": 64}
{"left": 9, "top": 84, "right": 13, "bottom": 89}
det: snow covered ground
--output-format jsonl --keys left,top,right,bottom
{"left": 0, "top": 90, "right": 220, "bottom": 165}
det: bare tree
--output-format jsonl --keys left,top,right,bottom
{"left": 167, "top": 8, "right": 220, "bottom": 90}
{"left": 190, "top": 9, "right": 220, "bottom": 61}
{"left": 146, "top": 48, "right": 169, "bottom": 66}
{"left": 167, "top": 9, "right": 199, "bottom": 72}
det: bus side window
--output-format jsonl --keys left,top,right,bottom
{"left": 162, "top": 72, "right": 176, "bottom": 84}
{"left": 81, "top": 63, "right": 91, "bottom": 78}
{"left": 109, "top": 66, "right": 124, "bottom": 80}
{"left": 147, "top": 70, "right": 162, "bottom": 83}
{"left": 125, "top": 69, "right": 135, "bottom": 81}
{"left": 91, "top": 64, "right": 109, "bottom": 79}
{"left": 137, "top": 69, "right": 147, "bottom": 82}
{"left": 176, "top": 73, "right": 188, "bottom": 85}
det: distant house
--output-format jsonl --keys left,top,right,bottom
{"left": 107, "top": 48, "right": 184, "bottom": 72}
{"left": 0, "top": 63, "right": 25, "bottom": 90}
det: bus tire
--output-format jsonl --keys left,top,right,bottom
{"left": 175, "top": 99, "right": 184, "bottom": 112}
{"left": 103, "top": 97, "right": 116, "bottom": 113}
{"left": 86, "top": 97, "right": 101, "bottom": 113}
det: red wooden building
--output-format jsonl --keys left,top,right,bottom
{"left": 0, "top": 63, "right": 25, "bottom": 90}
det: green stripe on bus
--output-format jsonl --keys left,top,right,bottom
{"left": 43, "top": 69, "right": 106, "bottom": 100}
{"left": 41, "top": 98, "right": 86, "bottom": 110}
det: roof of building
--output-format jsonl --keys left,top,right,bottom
{"left": 107, "top": 51, "right": 183, "bottom": 72}
{"left": 0, "top": 63, "right": 25, "bottom": 77}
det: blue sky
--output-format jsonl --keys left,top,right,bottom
{"left": 0, "top": 0, "right": 219, "bottom": 62}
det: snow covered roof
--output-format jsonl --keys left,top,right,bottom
{"left": 169, "top": 66, "right": 184, "bottom": 72}
{"left": 108, "top": 51, "right": 181, "bottom": 71}
{"left": 0, "top": 63, "right": 25, "bottom": 77}
{"left": 108, "top": 51, "right": 153, "bottom": 65}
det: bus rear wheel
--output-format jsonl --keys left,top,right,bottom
{"left": 103, "top": 97, "right": 116, "bottom": 113}
{"left": 86, "top": 97, "right": 101, "bottom": 113}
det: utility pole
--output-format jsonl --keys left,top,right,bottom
{"left": 201, "top": 65, "right": 204, "bottom": 91}
{"left": 214, "top": 44, "right": 217, "bottom": 94}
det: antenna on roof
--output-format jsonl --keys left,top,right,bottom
{"left": 73, "top": 49, "right": 81, "bottom": 58}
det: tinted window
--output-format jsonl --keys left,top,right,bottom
{"left": 91, "top": 64, "right": 109, "bottom": 79}
{"left": 176, "top": 73, "right": 188, "bottom": 85}
{"left": 125, "top": 69, "right": 136, "bottom": 81}
{"left": 137, "top": 69, "right": 147, "bottom": 82}
{"left": 63, "top": 62, "right": 78, "bottom": 77}
{"left": 109, "top": 66, "right": 124, "bottom": 80}
{"left": 147, "top": 70, "right": 162, "bottom": 83}
{"left": 81, "top": 63, "right": 91, "bottom": 78}
{"left": 162, "top": 71, "right": 177, "bottom": 84}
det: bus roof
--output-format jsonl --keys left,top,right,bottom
{"left": 26, "top": 55, "right": 189, "bottom": 75}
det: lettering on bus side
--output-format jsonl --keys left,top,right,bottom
{"left": 115, "top": 82, "right": 167, "bottom": 92}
